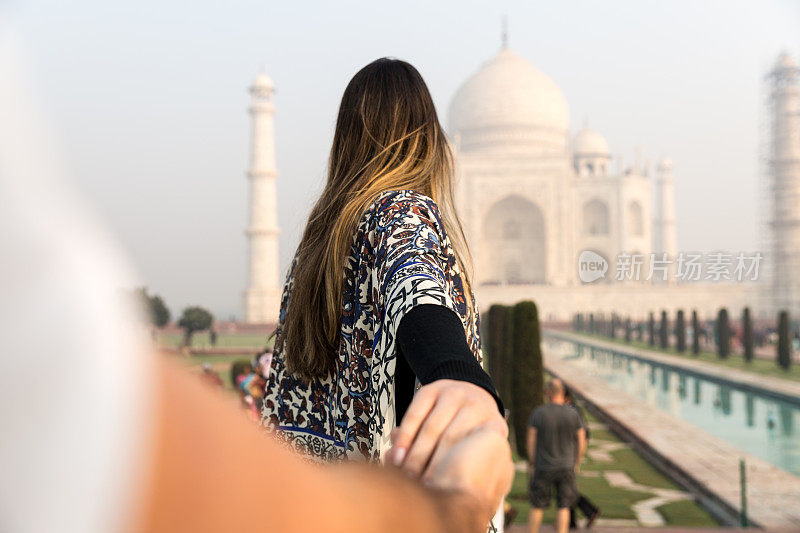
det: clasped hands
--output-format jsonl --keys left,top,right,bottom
{"left": 385, "top": 380, "right": 513, "bottom": 521}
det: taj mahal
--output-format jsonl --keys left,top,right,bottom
{"left": 241, "top": 43, "right": 800, "bottom": 324}
{"left": 449, "top": 44, "right": 674, "bottom": 289}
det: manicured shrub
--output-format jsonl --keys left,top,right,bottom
{"left": 676, "top": 310, "right": 686, "bottom": 353}
{"left": 648, "top": 312, "right": 655, "bottom": 346}
{"left": 692, "top": 310, "right": 700, "bottom": 355}
{"left": 589, "top": 313, "right": 595, "bottom": 334}
{"left": 485, "top": 305, "right": 510, "bottom": 406}
{"left": 511, "top": 301, "right": 544, "bottom": 460}
{"left": 778, "top": 310, "right": 792, "bottom": 371}
{"left": 742, "top": 307, "right": 754, "bottom": 363}
{"left": 659, "top": 310, "right": 668, "bottom": 349}
{"left": 716, "top": 308, "right": 730, "bottom": 359}
{"left": 625, "top": 317, "right": 632, "bottom": 343}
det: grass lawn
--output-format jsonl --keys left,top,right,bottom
{"left": 506, "top": 411, "right": 718, "bottom": 527}
{"left": 569, "top": 332, "right": 800, "bottom": 384}
{"left": 658, "top": 499, "right": 719, "bottom": 527}
{"left": 158, "top": 332, "right": 272, "bottom": 349}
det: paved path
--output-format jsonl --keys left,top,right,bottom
{"left": 543, "top": 331, "right": 800, "bottom": 529}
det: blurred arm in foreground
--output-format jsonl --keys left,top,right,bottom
{"left": 143, "top": 358, "right": 511, "bottom": 533}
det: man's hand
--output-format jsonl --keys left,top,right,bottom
{"left": 386, "top": 380, "right": 507, "bottom": 477}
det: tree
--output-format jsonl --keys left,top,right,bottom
{"left": 486, "top": 305, "right": 511, "bottom": 408}
{"left": 778, "top": 310, "right": 792, "bottom": 370}
{"left": 589, "top": 313, "right": 595, "bottom": 335}
{"left": 742, "top": 307, "right": 754, "bottom": 363}
{"left": 625, "top": 317, "right": 632, "bottom": 343}
{"left": 648, "top": 312, "right": 655, "bottom": 346}
{"left": 716, "top": 308, "right": 730, "bottom": 359}
{"left": 610, "top": 314, "right": 617, "bottom": 339}
{"left": 659, "top": 310, "right": 668, "bottom": 349}
{"left": 676, "top": 310, "right": 686, "bottom": 353}
{"left": 134, "top": 287, "right": 170, "bottom": 327}
{"left": 511, "top": 301, "right": 544, "bottom": 460}
{"left": 692, "top": 310, "right": 700, "bottom": 355}
{"left": 178, "top": 306, "right": 214, "bottom": 347}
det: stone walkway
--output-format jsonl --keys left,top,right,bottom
{"left": 543, "top": 330, "right": 800, "bottom": 529}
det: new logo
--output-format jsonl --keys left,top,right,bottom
{"left": 578, "top": 250, "right": 608, "bottom": 283}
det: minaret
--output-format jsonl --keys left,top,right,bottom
{"left": 769, "top": 52, "right": 800, "bottom": 315}
{"left": 654, "top": 158, "right": 678, "bottom": 281}
{"left": 244, "top": 71, "right": 281, "bottom": 324}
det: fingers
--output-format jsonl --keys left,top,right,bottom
{"left": 401, "top": 395, "right": 461, "bottom": 475}
{"left": 390, "top": 380, "right": 507, "bottom": 475}
{"left": 420, "top": 407, "right": 475, "bottom": 482}
{"left": 421, "top": 410, "right": 509, "bottom": 482}
{"left": 423, "top": 424, "right": 515, "bottom": 519}
{"left": 388, "top": 384, "right": 439, "bottom": 465}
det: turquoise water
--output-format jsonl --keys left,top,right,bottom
{"left": 548, "top": 337, "right": 800, "bottom": 477}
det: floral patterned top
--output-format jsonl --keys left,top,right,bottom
{"left": 261, "top": 190, "right": 481, "bottom": 461}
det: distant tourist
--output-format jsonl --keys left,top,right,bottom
{"left": 255, "top": 349, "right": 273, "bottom": 379}
{"left": 564, "top": 388, "right": 601, "bottom": 529}
{"left": 527, "top": 379, "right": 587, "bottom": 533}
{"left": 262, "top": 57, "right": 504, "bottom": 485}
{"left": 209, "top": 329, "right": 217, "bottom": 346}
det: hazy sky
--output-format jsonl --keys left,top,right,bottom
{"left": 7, "top": 0, "right": 799, "bottom": 318}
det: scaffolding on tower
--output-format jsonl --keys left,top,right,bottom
{"left": 763, "top": 52, "right": 800, "bottom": 318}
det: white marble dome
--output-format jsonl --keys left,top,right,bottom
{"left": 573, "top": 127, "right": 610, "bottom": 156}
{"left": 448, "top": 48, "right": 570, "bottom": 152}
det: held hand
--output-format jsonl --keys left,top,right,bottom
{"left": 386, "top": 379, "right": 507, "bottom": 477}
{"left": 422, "top": 423, "right": 514, "bottom": 522}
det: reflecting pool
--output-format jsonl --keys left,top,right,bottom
{"left": 548, "top": 337, "right": 800, "bottom": 477}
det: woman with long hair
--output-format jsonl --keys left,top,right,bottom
{"left": 262, "top": 58, "right": 505, "bottom": 474}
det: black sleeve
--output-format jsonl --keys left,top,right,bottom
{"left": 395, "top": 304, "right": 504, "bottom": 420}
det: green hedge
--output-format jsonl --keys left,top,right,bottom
{"left": 778, "top": 310, "right": 792, "bottom": 370}
{"left": 692, "top": 310, "right": 700, "bottom": 355}
{"left": 716, "top": 308, "right": 730, "bottom": 359}
{"left": 676, "top": 310, "right": 686, "bottom": 353}
{"left": 510, "top": 301, "right": 544, "bottom": 460}
{"left": 743, "top": 307, "right": 754, "bottom": 363}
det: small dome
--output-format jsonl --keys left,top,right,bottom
{"left": 448, "top": 48, "right": 569, "bottom": 151}
{"left": 252, "top": 71, "right": 274, "bottom": 90}
{"left": 658, "top": 157, "right": 673, "bottom": 172}
{"left": 573, "top": 127, "right": 609, "bottom": 157}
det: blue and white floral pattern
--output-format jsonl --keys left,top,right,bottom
{"left": 261, "top": 190, "right": 481, "bottom": 461}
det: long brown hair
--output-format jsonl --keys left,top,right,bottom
{"left": 278, "top": 58, "right": 471, "bottom": 381}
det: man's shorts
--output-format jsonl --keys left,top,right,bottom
{"left": 529, "top": 468, "right": 579, "bottom": 509}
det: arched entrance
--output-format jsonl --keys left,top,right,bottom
{"left": 583, "top": 198, "right": 610, "bottom": 235}
{"left": 482, "top": 195, "right": 546, "bottom": 284}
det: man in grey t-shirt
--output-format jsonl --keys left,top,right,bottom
{"left": 526, "top": 379, "right": 586, "bottom": 533}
